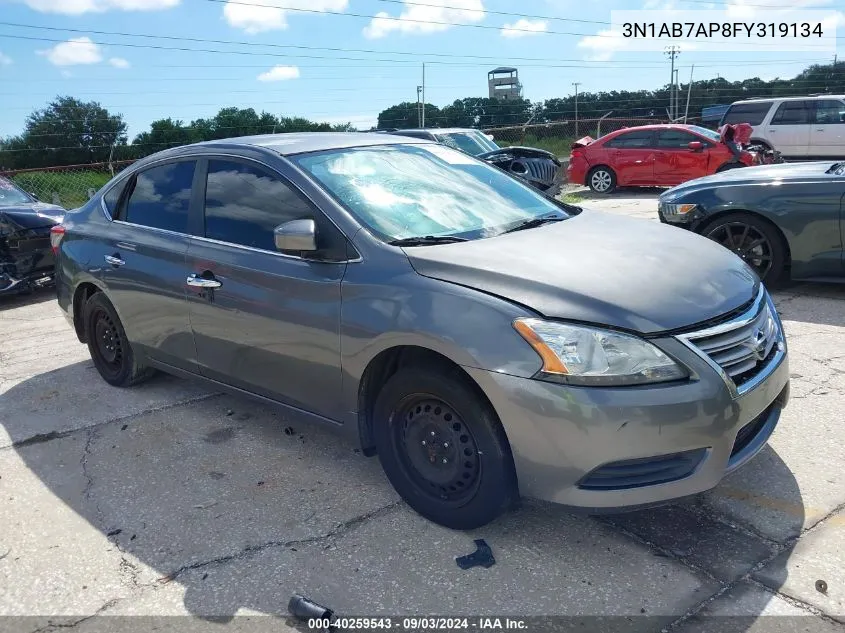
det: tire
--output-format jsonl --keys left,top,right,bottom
{"left": 372, "top": 365, "right": 518, "bottom": 530}
{"left": 700, "top": 212, "right": 787, "bottom": 285}
{"left": 83, "top": 292, "right": 155, "bottom": 387}
{"left": 587, "top": 166, "right": 616, "bottom": 193}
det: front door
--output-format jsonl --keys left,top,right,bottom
{"left": 185, "top": 157, "right": 351, "bottom": 422}
{"left": 100, "top": 159, "right": 199, "bottom": 371}
{"left": 766, "top": 101, "right": 812, "bottom": 158}
{"left": 604, "top": 129, "right": 656, "bottom": 186}
{"left": 653, "top": 129, "right": 711, "bottom": 186}
{"left": 810, "top": 99, "right": 845, "bottom": 159}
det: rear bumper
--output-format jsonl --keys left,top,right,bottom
{"left": 464, "top": 335, "right": 789, "bottom": 510}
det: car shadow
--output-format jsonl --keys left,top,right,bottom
{"left": 563, "top": 187, "right": 665, "bottom": 202}
{"left": 1, "top": 360, "right": 805, "bottom": 627}
{"left": 771, "top": 282, "right": 845, "bottom": 329}
{"left": 0, "top": 285, "right": 57, "bottom": 311}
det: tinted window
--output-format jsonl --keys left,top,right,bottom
{"left": 102, "top": 180, "right": 127, "bottom": 218}
{"left": 721, "top": 102, "right": 772, "bottom": 125}
{"left": 814, "top": 100, "right": 845, "bottom": 124}
{"left": 203, "top": 160, "right": 315, "bottom": 251}
{"left": 604, "top": 130, "right": 654, "bottom": 148}
{"left": 123, "top": 161, "right": 195, "bottom": 233}
{"left": 0, "top": 176, "right": 32, "bottom": 206}
{"left": 656, "top": 130, "right": 706, "bottom": 148}
{"left": 771, "top": 101, "right": 811, "bottom": 125}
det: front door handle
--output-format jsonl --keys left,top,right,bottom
{"left": 187, "top": 273, "right": 222, "bottom": 289}
{"left": 104, "top": 254, "right": 125, "bottom": 267}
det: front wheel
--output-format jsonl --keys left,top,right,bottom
{"left": 587, "top": 166, "right": 616, "bottom": 193}
{"left": 701, "top": 213, "right": 786, "bottom": 285}
{"left": 373, "top": 366, "right": 518, "bottom": 530}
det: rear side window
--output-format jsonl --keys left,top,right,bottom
{"left": 122, "top": 161, "right": 195, "bottom": 233}
{"left": 771, "top": 101, "right": 811, "bottom": 125}
{"left": 203, "top": 160, "right": 315, "bottom": 251}
{"left": 721, "top": 102, "right": 772, "bottom": 126}
{"left": 102, "top": 181, "right": 126, "bottom": 218}
{"left": 604, "top": 130, "right": 654, "bottom": 148}
{"left": 814, "top": 100, "right": 845, "bottom": 124}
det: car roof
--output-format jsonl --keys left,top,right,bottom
{"left": 606, "top": 124, "right": 712, "bottom": 134}
{"left": 729, "top": 95, "right": 845, "bottom": 105}
{"left": 135, "top": 132, "right": 433, "bottom": 164}
{"left": 396, "top": 128, "right": 486, "bottom": 135}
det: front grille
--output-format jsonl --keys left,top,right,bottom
{"left": 680, "top": 290, "right": 781, "bottom": 390}
{"left": 577, "top": 448, "right": 707, "bottom": 491}
{"left": 730, "top": 406, "right": 772, "bottom": 458}
{"left": 522, "top": 158, "right": 558, "bottom": 185}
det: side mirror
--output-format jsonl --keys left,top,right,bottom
{"left": 28, "top": 191, "right": 40, "bottom": 201}
{"left": 688, "top": 141, "right": 703, "bottom": 151}
{"left": 274, "top": 218, "right": 317, "bottom": 252}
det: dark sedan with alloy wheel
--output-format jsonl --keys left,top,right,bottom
{"left": 56, "top": 133, "right": 789, "bottom": 530}
{"left": 658, "top": 161, "right": 845, "bottom": 285}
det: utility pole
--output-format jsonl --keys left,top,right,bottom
{"left": 665, "top": 46, "right": 680, "bottom": 121}
{"left": 684, "top": 64, "right": 695, "bottom": 123}
{"left": 673, "top": 68, "right": 679, "bottom": 120}
{"left": 417, "top": 86, "right": 423, "bottom": 127}
{"left": 421, "top": 63, "right": 426, "bottom": 128}
{"left": 572, "top": 82, "right": 581, "bottom": 136}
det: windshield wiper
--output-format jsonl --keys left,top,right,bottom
{"left": 825, "top": 161, "right": 845, "bottom": 174}
{"left": 388, "top": 235, "right": 468, "bottom": 246}
{"left": 500, "top": 214, "right": 566, "bottom": 235}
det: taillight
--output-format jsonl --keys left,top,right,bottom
{"left": 50, "top": 225, "right": 66, "bottom": 254}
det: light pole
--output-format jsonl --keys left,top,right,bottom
{"left": 665, "top": 46, "right": 680, "bottom": 121}
{"left": 417, "top": 86, "right": 423, "bottom": 127}
{"left": 572, "top": 82, "right": 581, "bottom": 136}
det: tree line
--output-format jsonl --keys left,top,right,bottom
{"left": 0, "top": 97, "right": 354, "bottom": 170}
{"left": 2, "top": 61, "right": 842, "bottom": 170}
{"left": 377, "top": 61, "right": 845, "bottom": 129}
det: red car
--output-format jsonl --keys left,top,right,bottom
{"left": 566, "top": 124, "right": 758, "bottom": 194}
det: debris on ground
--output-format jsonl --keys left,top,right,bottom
{"left": 284, "top": 426, "right": 296, "bottom": 436}
{"left": 816, "top": 579, "right": 828, "bottom": 594}
{"left": 456, "top": 538, "right": 495, "bottom": 570}
{"left": 288, "top": 593, "right": 334, "bottom": 620}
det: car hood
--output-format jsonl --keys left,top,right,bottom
{"left": 404, "top": 211, "right": 759, "bottom": 334}
{"left": 0, "top": 203, "right": 65, "bottom": 234}
{"left": 662, "top": 161, "right": 839, "bottom": 199}
{"left": 478, "top": 146, "right": 561, "bottom": 165}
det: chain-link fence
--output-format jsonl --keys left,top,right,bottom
{"left": 484, "top": 117, "right": 666, "bottom": 156}
{"left": 0, "top": 160, "right": 136, "bottom": 210}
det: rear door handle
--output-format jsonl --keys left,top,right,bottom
{"left": 104, "top": 254, "right": 125, "bottom": 267}
{"left": 187, "top": 273, "right": 222, "bottom": 289}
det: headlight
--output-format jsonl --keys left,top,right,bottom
{"left": 661, "top": 203, "right": 697, "bottom": 216}
{"left": 513, "top": 318, "right": 687, "bottom": 386}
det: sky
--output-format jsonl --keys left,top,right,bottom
{"left": 0, "top": 0, "right": 842, "bottom": 139}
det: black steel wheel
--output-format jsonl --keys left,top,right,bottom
{"left": 702, "top": 213, "right": 786, "bottom": 284}
{"left": 83, "top": 292, "right": 155, "bottom": 387}
{"left": 393, "top": 396, "right": 482, "bottom": 505}
{"left": 373, "top": 365, "right": 518, "bottom": 530}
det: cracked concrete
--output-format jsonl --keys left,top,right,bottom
{"left": 1, "top": 193, "right": 845, "bottom": 631}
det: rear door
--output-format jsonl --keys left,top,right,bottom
{"left": 185, "top": 156, "right": 351, "bottom": 421}
{"left": 101, "top": 159, "right": 199, "bottom": 371}
{"left": 810, "top": 99, "right": 845, "bottom": 158}
{"left": 653, "top": 129, "right": 713, "bottom": 185}
{"left": 766, "top": 101, "right": 812, "bottom": 158}
{"left": 602, "top": 130, "right": 656, "bottom": 185}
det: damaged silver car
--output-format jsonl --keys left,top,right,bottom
{"left": 0, "top": 176, "right": 66, "bottom": 295}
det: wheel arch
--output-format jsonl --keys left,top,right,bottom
{"left": 696, "top": 209, "right": 792, "bottom": 272}
{"left": 356, "top": 345, "right": 509, "bottom": 461}
{"left": 71, "top": 279, "right": 106, "bottom": 344}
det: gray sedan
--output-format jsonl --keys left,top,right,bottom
{"left": 658, "top": 161, "right": 845, "bottom": 285}
{"left": 54, "top": 133, "right": 790, "bottom": 529}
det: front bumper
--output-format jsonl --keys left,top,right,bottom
{"left": 464, "top": 300, "right": 789, "bottom": 510}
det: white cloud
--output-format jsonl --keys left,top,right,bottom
{"left": 223, "top": 0, "right": 348, "bottom": 34}
{"left": 363, "top": 0, "right": 485, "bottom": 39}
{"left": 22, "top": 0, "right": 179, "bottom": 14}
{"left": 576, "top": 29, "right": 630, "bottom": 62}
{"left": 38, "top": 37, "right": 104, "bottom": 66}
{"left": 109, "top": 57, "right": 130, "bottom": 68}
{"left": 0, "top": 52, "right": 12, "bottom": 66}
{"left": 257, "top": 65, "right": 300, "bottom": 81}
{"left": 501, "top": 18, "right": 547, "bottom": 38}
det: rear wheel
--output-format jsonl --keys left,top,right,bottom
{"left": 587, "top": 166, "right": 616, "bottom": 193}
{"left": 701, "top": 213, "right": 786, "bottom": 285}
{"left": 373, "top": 365, "right": 517, "bottom": 530}
{"left": 83, "top": 292, "right": 155, "bottom": 387}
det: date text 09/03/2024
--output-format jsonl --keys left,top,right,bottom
{"left": 307, "top": 617, "right": 529, "bottom": 631}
